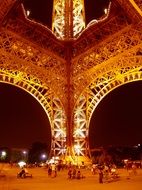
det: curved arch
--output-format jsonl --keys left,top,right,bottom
{"left": 0, "top": 68, "right": 66, "bottom": 156}
{"left": 73, "top": 65, "right": 142, "bottom": 156}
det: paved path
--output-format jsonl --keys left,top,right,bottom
{"left": 0, "top": 165, "right": 142, "bottom": 190}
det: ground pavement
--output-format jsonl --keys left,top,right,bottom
{"left": 0, "top": 164, "right": 142, "bottom": 190}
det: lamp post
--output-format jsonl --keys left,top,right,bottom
{"left": 22, "top": 150, "right": 28, "bottom": 162}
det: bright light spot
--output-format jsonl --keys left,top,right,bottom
{"left": 75, "top": 128, "right": 81, "bottom": 135}
{"left": 26, "top": 10, "right": 30, "bottom": 16}
{"left": 18, "top": 161, "right": 26, "bottom": 168}
{"left": 22, "top": 151, "right": 27, "bottom": 155}
{"left": 1, "top": 151, "right": 6, "bottom": 157}
{"left": 48, "top": 158, "right": 54, "bottom": 164}
{"left": 104, "top": 8, "right": 107, "bottom": 14}
{"left": 123, "top": 159, "right": 128, "bottom": 163}
{"left": 74, "top": 144, "right": 81, "bottom": 155}
{"left": 41, "top": 154, "right": 47, "bottom": 160}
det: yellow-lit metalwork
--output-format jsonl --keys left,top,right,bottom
{"left": 0, "top": 0, "right": 142, "bottom": 159}
{"left": 0, "top": 67, "right": 67, "bottom": 156}
{"left": 135, "top": 0, "right": 142, "bottom": 10}
{"left": 52, "top": 0, "right": 85, "bottom": 39}
{"left": 73, "top": 25, "right": 142, "bottom": 156}
{"left": 0, "top": 27, "right": 67, "bottom": 157}
{"left": 73, "top": 0, "right": 85, "bottom": 37}
{"left": 52, "top": 0, "right": 65, "bottom": 39}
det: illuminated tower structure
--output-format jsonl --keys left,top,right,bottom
{"left": 0, "top": 0, "right": 142, "bottom": 162}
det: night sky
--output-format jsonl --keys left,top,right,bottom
{"left": 89, "top": 81, "right": 142, "bottom": 149}
{"left": 0, "top": 83, "right": 51, "bottom": 150}
{"left": 23, "top": 0, "right": 110, "bottom": 27}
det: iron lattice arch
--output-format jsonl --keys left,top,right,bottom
{"left": 0, "top": 0, "right": 142, "bottom": 160}
{"left": 73, "top": 54, "right": 142, "bottom": 157}
{"left": 0, "top": 68, "right": 66, "bottom": 157}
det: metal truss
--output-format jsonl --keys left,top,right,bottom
{"left": 73, "top": 95, "right": 89, "bottom": 156}
{"left": 73, "top": 58, "right": 142, "bottom": 156}
{"left": 51, "top": 98, "right": 66, "bottom": 156}
{"left": 73, "top": 0, "right": 85, "bottom": 37}
{"left": 6, "top": 3, "right": 66, "bottom": 59}
{"left": 72, "top": 23, "right": 142, "bottom": 156}
{"left": 0, "top": 0, "right": 142, "bottom": 159}
{"left": 52, "top": 0, "right": 65, "bottom": 39}
{"left": 0, "top": 29, "right": 66, "bottom": 157}
{"left": 0, "top": 28, "right": 68, "bottom": 108}
{"left": 72, "top": 24, "right": 142, "bottom": 103}
{"left": 134, "top": 0, "right": 142, "bottom": 10}
{"left": 72, "top": 9, "right": 130, "bottom": 57}
{"left": 0, "top": 69, "right": 66, "bottom": 157}
{"left": 52, "top": 0, "right": 85, "bottom": 39}
{"left": 116, "top": 0, "right": 142, "bottom": 23}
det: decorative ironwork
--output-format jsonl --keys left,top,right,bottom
{"left": 0, "top": 28, "right": 68, "bottom": 106}
{"left": 116, "top": 0, "right": 142, "bottom": 23}
{"left": 74, "top": 56, "right": 142, "bottom": 156}
{"left": 72, "top": 24, "right": 142, "bottom": 104}
{"left": 52, "top": 0, "right": 85, "bottom": 39}
{"left": 134, "top": 0, "right": 142, "bottom": 10}
{"left": 0, "top": 0, "right": 142, "bottom": 158}
{"left": 5, "top": 4, "right": 66, "bottom": 59}
{"left": 73, "top": 0, "right": 85, "bottom": 37}
{"left": 0, "top": 68, "right": 66, "bottom": 156}
{"left": 72, "top": 10, "right": 129, "bottom": 57}
{"left": 0, "top": 29, "right": 67, "bottom": 156}
{"left": 52, "top": 0, "right": 65, "bottom": 39}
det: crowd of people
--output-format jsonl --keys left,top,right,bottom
{"left": 91, "top": 163, "right": 119, "bottom": 183}
{"left": 16, "top": 160, "right": 140, "bottom": 183}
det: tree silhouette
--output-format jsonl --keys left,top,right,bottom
{"left": 28, "top": 142, "right": 48, "bottom": 164}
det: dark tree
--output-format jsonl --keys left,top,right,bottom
{"left": 28, "top": 142, "right": 48, "bottom": 164}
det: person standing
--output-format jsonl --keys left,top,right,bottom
{"left": 98, "top": 168, "right": 103, "bottom": 183}
{"left": 51, "top": 163, "right": 57, "bottom": 177}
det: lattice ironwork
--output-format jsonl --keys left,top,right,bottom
{"left": 0, "top": 69, "right": 66, "bottom": 156}
{"left": 52, "top": 0, "right": 85, "bottom": 39}
{"left": 52, "top": 98, "right": 66, "bottom": 156}
{"left": 134, "top": 0, "right": 142, "bottom": 10}
{"left": 116, "top": 0, "right": 142, "bottom": 23}
{"left": 0, "top": 28, "right": 68, "bottom": 108}
{"left": 72, "top": 7, "right": 129, "bottom": 57}
{"left": 52, "top": 0, "right": 65, "bottom": 39}
{"left": 0, "top": 0, "right": 142, "bottom": 159}
{"left": 73, "top": 58, "right": 142, "bottom": 156}
{"left": 5, "top": 4, "right": 66, "bottom": 59}
{"left": 73, "top": 95, "right": 89, "bottom": 156}
{"left": 0, "top": 28, "right": 67, "bottom": 156}
{"left": 0, "top": 68, "right": 66, "bottom": 156}
{"left": 72, "top": 18, "right": 142, "bottom": 157}
{"left": 72, "top": 24, "right": 142, "bottom": 104}
{"left": 73, "top": 0, "right": 85, "bottom": 37}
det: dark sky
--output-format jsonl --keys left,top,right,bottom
{"left": 1, "top": 81, "right": 142, "bottom": 150}
{"left": 84, "top": 0, "right": 110, "bottom": 25}
{"left": 0, "top": 83, "right": 51, "bottom": 150}
{"left": 89, "top": 81, "right": 142, "bottom": 149}
{"left": 23, "top": 0, "right": 53, "bottom": 28}
{"left": 23, "top": 0, "right": 110, "bottom": 28}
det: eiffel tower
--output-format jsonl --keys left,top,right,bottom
{"left": 0, "top": 0, "right": 142, "bottom": 163}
